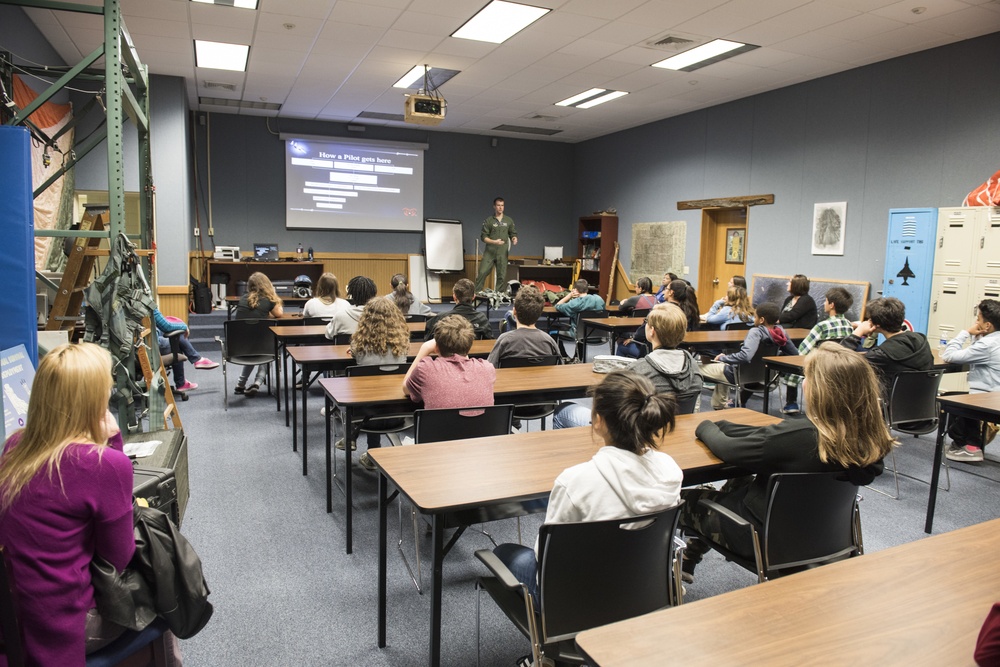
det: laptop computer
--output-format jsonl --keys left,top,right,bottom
{"left": 253, "top": 243, "right": 279, "bottom": 261}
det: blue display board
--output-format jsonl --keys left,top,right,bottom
{"left": 883, "top": 208, "right": 937, "bottom": 334}
{"left": 0, "top": 127, "right": 38, "bottom": 368}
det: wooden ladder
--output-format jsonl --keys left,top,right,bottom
{"left": 136, "top": 321, "right": 183, "bottom": 431}
{"left": 45, "top": 208, "right": 108, "bottom": 331}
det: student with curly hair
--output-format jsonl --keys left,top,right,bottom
{"left": 326, "top": 275, "right": 377, "bottom": 339}
{"left": 235, "top": 271, "right": 284, "bottom": 396}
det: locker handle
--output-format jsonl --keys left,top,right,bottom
{"left": 933, "top": 301, "right": 938, "bottom": 312}
{"left": 982, "top": 237, "right": 985, "bottom": 249}
{"left": 939, "top": 237, "right": 944, "bottom": 248}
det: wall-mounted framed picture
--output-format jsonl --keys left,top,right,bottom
{"left": 725, "top": 228, "right": 745, "bottom": 264}
{"left": 812, "top": 202, "right": 846, "bottom": 255}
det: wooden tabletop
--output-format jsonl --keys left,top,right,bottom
{"left": 286, "top": 340, "right": 495, "bottom": 365}
{"left": 582, "top": 317, "right": 645, "bottom": 331}
{"left": 369, "top": 408, "right": 779, "bottom": 514}
{"left": 938, "top": 391, "right": 1000, "bottom": 418}
{"left": 764, "top": 348, "right": 958, "bottom": 372}
{"left": 680, "top": 327, "right": 811, "bottom": 346}
{"left": 577, "top": 517, "right": 1000, "bottom": 666}
{"left": 270, "top": 322, "right": 425, "bottom": 339}
{"left": 321, "top": 362, "right": 600, "bottom": 409}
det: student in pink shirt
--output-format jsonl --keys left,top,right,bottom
{"left": 403, "top": 315, "right": 496, "bottom": 409}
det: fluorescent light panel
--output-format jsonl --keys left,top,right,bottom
{"left": 393, "top": 66, "right": 462, "bottom": 90}
{"left": 190, "top": 0, "right": 258, "bottom": 8}
{"left": 556, "top": 88, "right": 628, "bottom": 109}
{"left": 195, "top": 40, "right": 250, "bottom": 72}
{"left": 452, "top": 1, "right": 550, "bottom": 44}
{"left": 394, "top": 66, "right": 427, "bottom": 89}
{"left": 652, "top": 39, "right": 757, "bottom": 72}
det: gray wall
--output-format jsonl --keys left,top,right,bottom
{"left": 195, "top": 115, "right": 576, "bottom": 258}
{"left": 573, "top": 31, "right": 1000, "bottom": 292}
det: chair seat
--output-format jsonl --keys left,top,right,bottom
{"left": 514, "top": 404, "right": 558, "bottom": 420}
{"left": 85, "top": 617, "right": 169, "bottom": 667}
{"left": 228, "top": 354, "right": 275, "bottom": 366}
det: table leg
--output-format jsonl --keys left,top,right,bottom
{"left": 763, "top": 365, "right": 772, "bottom": 414}
{"left": 429, "top": 514, "right": 444, "bottom": 667}
{"left": 284, "top": 345, "right": 291, "bottom": 426}
{"left": 378, "top": 471, "right": 388, "bottom": 648}
{"left": 274, "top": 338, "right": 281, "bottom": 412}
{"left": 346, "top": 405, "right": 354, "bottom": 554}
{"left": 291, "top": 358, "right": 298, "bottom": 453}
{"left": 925, "top": 410, "right": 950, "bottom": 534}
{"left": 326, "top": 394, "right": 333, "bottom": 513}
{"left": 302, "top": 363, "right": 309, "bottom": 476}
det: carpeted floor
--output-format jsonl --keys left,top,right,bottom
{"left": 165, "top": 309, "right": 1000, "bottom": 666}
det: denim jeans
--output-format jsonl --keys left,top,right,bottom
{"left": 552, "top": 402, "right": 591, "bottom": 429}
{"left": 493, "top": 543, "right": 539, "bottom": 607}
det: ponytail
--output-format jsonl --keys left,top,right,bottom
{"left": 590, "top": 371, "right": 676, "bottom": 454}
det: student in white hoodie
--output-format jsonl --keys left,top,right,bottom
{"left": 491, "top": 370, "right": 683, "bottom": 604}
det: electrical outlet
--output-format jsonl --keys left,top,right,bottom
{"left": 208, "top": 227, "right": 215, "bottom": 236}
{"left": 683, "top": 266, "right": 689, "bottom": 274}
{"left": 193, "top": 227, "right": 200, "bottom": 236}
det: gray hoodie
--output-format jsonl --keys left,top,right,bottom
{"left": 631, "top": 348, "right": 704, "bottom": 399}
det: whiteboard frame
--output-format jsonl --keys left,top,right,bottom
{"left": 424, "top": 218, "right": 464, "bottom": 272}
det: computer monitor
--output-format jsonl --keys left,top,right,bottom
{"left": 543, "top": 246, "right": 563, "bottom": 263}
{"left": 253, "top": 243, "right": 279, "bottom": 261}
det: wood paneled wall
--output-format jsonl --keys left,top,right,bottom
{"left": 157, "top": 285, "right": 190, "bottom": 324}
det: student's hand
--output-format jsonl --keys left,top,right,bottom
{"left": 713, "top": 353, "right": 725, "bottom": 362}
{"left": 570, "top": 289, "right": 580, "bottom": 299}
{"left": 99, "top": 409, "right": 120, "bottom": 443}
{"left": 968, "top": 321, "right": 988, "bottom": 336}
{"left": 420, "top": 339, "right": 439, "bottom": 356}
{"left": 853, "top": 320, "right": 876, "bottom": 337}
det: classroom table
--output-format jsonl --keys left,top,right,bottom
{"left": 926, "top": 392, "right": 1000, "bottom": 533}
{"left": 286, "top": 339, "right": 494, "bottom": 476}
{"left": 320, "top": 363, "right": 603, "bottom": 553}
{"left": 580, "top": 316, "right": 645, "bottom": 355}
{"left": 370, "top": 408, "right": 780, "bottom": 667}
{"left": 576, "top": 516, "right": 1000, "bottom": 666}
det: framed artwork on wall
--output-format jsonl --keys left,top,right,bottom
{"left": 812, "top": 202, "right": 846, "bottom": 256}
{"left": 725, "top": 228, "right": 745, "bottom": 264}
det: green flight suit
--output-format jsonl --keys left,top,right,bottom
{"left": 475, "top": 214, "right": 517, "bottom": 292}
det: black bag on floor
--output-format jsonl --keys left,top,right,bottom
{"left": 191, "top": 278, "right": 212, "bottom": 314}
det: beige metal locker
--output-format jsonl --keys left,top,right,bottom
{"left": 935, "top": 207, "right": 978, "bottom": 275}
{"left": 974, "top": 208, "right": 1000, "bottom": 276}
{"left": 929, "top": 274, "right": 971, "bottom": 344}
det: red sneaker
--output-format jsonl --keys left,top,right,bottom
{"left": 193, "top": 358, "right": 219, "bottom": 370}
{"left": 175, "top": 380, "right": 198, "bottom": 392}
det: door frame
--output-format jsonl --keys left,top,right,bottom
{"left": 697, "top": 207, "right": 748, "bottom": 306}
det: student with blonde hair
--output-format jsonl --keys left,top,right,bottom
{"left": 0, "top": 343, "right": 137, "bottom": 663}
{"left": 704, "top": 285, "right": 755, "bottom": 329}
{"left": 680, "top": 343, "right": 893, "bottom": 582}
{"left": 302, "top": 272, "right": 350, "bottom": 320}
{"left": 234, "top": 271, "right": 284, "bottom": 396}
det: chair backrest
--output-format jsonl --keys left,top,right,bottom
{"left": 574, "top": 309, "right": 608, "bottom": 342}
{"left": 0, "top": 547, "right": 26, "bottom": 667}
{"left": 406, "top": 313, "right": 428, "bottom": 323}
{"left": 329, "top": 333, "right": 352, "bottom": 345}
{"left": 413, "top": 404, "right": 514, "bottom": 443}
{"left": 734, "top": 340, "right": 780, "bottom": 387}
{"left": 674, "top": 392, "right": 699, "bottom": 415}
{"left": 346, "top": 363, "right": 408, "bottom": 377}
{"left": 302, "top": 316, "right": 331, "bottom": 326}
{"left": 537, "top": 504, "right": 683, "bottom": 644}
{"left": 631, "top": 308, "right": 651, "bottom": 318}
{"left": 762, "top": 472, "right": 861, "bottom": 575}
{"left": 886, "top": 369, "right": 942, "bottom": 435}
{"left": 270, "top": 318, "right": 303, "bottom": 328}
{"left": 722, "top": 321, "right": 753, "bottom": 331}
{"left": 223, "top": 319, "right": 276, "bottom": 361}
{"left": 496, "top": 355, "right": 562, "bottom": 369}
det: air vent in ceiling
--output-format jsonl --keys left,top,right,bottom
{"left": 199, "top": 97, "right": 281, "bottom": 111}
{"left": 203, "top": 81, "right": 238, "bottom": 92}
{"left": 357, "top": 111, "right": 406, "bottom": 122}
{"left": 526, "top": 114, "right": 558, "bottom": 121}
{"left": 493, "top": 124, "right": 562, "bottom": 136}
{"left": 645, "top": 33, "right": 698, "bottom": 51}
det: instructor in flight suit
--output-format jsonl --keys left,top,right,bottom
{"left": 475, "top": 196, "right": 518, "bottom": 293}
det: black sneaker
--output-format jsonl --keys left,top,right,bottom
{"left": 234, "top": 384, "right": 246, "bottom": 395}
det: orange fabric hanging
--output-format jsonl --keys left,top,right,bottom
{"left": 13, "top": 75, "right": 72, "bottom": 130}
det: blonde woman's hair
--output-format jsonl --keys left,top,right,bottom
{"left": 725, "top": 286, "right": 755, "bottom": 323}
{"left": 351, "top": 297, "right": 410, "bottom": 359}
{"left": 803, "top": 343, "right": 895, "bottom": 467}
{"left": 0, "top": 343, "right": 114, "bottom": 513}
{"left": 646, "top": 305, "right": 687, "bottom": 349}
{"left": 314, "top": 273, "right": 340, "bottom": 303}
{"left": 246, "top": 272, "right": 282, "bottom": 310}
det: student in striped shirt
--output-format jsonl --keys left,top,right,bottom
{"left": 782, "top": 287, "right": 855, "bottom": 414}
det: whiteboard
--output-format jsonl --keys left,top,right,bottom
{"left": 424, "top": 219, "right": 464, "bottom": 272}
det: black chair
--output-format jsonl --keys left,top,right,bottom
{"left": 475, "top": 505, "right": 685, "bottom": 666}
{"left": 674, "top": 391, "right": 700, "bottom": 415}
{"left": 406, "top": 313, "right": 428, "bottom": 323}
{"left": 0, "top": 546, "right": 170, "bottom": 667}
{"left": 688, "top": 472, "right": 863, "bottom": 583}
{"left": 715, "top": 340, "right": 781, "bottom": 407}
{"left": 302, "top": 316, "right": 331, "bottom": 326}
{"left": 874, "top": 369, "right": 946, "bottom": 500}
{"left": 397, "top": 404, "right": 515, "bottom": 593}
{"left": 342, "top": 363, "right": 412, "bottom": 450}
{"left": 218, "top": 319, "right": 276, "bottom": 410}
{"left": 497, "top": 355, "right": 563, "bottom": 431}
{"left": 721, "top": 321, "right": 753, "bottom": 330}
{"left": 555, "top": 309, "right": 608, "bottom": 362}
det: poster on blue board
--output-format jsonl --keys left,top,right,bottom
{"left": 2, "top": 345, "right": 36, "bottom": 437}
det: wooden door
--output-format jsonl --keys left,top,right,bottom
{"left": 697, "top": 207, "right": 747, "bottom": 306}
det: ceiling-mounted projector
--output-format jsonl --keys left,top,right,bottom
{"left": 404, "top": 94, "right": 446, "bottom": 126}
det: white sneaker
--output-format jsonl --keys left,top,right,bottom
{"left": 945, "top": 444, "right": 983, "bottom": 462}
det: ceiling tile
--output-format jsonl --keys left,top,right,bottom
{"left": 328, "top": 1, "right": 403, "bottom": 28}
{"left": 189, "top": 3, "right": 256, "bottom": 31}
{"left": 871, "top": 0, "right": 972, "bottom": 24}
{"left": 915, "top": 6, "right": 1000, "bottom": 36}
{"left": 378, "top": 29, "right": 445, "bottom": 52}
{"left": 813, "top": 12, "right": 907, "bottom": 41}
{"left": 391, "top": 10, "right": 466, "bottom": 36}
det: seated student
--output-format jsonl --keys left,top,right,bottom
{"left": 152, "top": 308, "right": 217, "bottom": 392}
{"left": 679, "top": 343, "right": 893, "bottom": 582}
{"left": 491, "top": 370, "right": 682, "bottom": 604}
{"left": 618, "top": 277, "right": 658, "bottom": 315}
{"left": 703, "top": 275, "right": 747, "bottom": 318}
{"left": 404, "top": 314, "right": 496, "bottom": 409}
{"left": 0, "top": 343, "right": 139, "bottom": 663}
{"left": 387, "top": 273, "right": 433, "bottom": 317}
{"left": 235, "top": 271, "right": 284, "bottom": 396}
{"left": 699, "top": 302, "right": 798, "bottom": 409}
{"left": 554, "top": 278, "right": 606, "bottom": 338}
{"left": 654, "top": 272, "right": 679, "bottom": 303}
{"left": 669, "top": 280, "right": 702, "bottom": 332}
{"left": 838, "top": 296, "right": 932, "bottom": 396}
{"left": 326, "top": 275, "right": 377, "bottom": 339}
{"left": 778, "top": 274, "right": 818, "bottom": 330}
{"left": 487, "top": 285, "right": 559, "bottom": 366}
{"left": 941, "top": 299, "right": 1000, "bottom": 462}
{"left": 303, "top": 272, "right": 351, "bottom": 320}
{"left": 703, "top": 285, "right": 755, "bottom": 330}
{"left": 782, "top": 286, "right": 855, "bottom": 414}
{"left": 423, "top": 278, "right": 493, "bottom": 341}
{"left": 554, "top": 304, "right": 704, "bottom": 428}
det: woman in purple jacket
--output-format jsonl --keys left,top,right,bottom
{"left": 0, "top": 343, "right": 136, "bottom": 666}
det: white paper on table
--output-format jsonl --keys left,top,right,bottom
{"left": 124, "top": 440, "right": 161, "bottom": 458}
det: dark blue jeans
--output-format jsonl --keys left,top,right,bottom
{"left": 493, "top": 543, "right": 539, "bottom": 608}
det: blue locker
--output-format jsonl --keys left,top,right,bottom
{"left": 0, "top": 126, "right": 38, "bottom": 367}
{"left": 883, "top": 208, "right": 937, "bottom": 334}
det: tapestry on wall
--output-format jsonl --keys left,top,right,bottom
{"left": 630, "top": 222, "right": 686, "bottom": 285}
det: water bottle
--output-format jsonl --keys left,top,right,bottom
{"left": 938, "top": 336, "right": 947, "bottom": 352}
{"left": 307, "top": 246, "right": 314, "bottom": 261}
{"left": 296, "top": 243, "right": 304, "bottom": 261}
